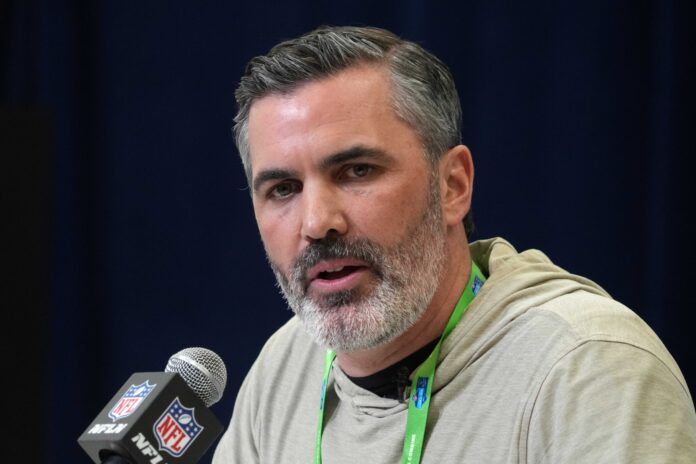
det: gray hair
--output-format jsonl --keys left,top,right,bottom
{"left": 234, "top": 25, "right": 473, "bottom": 236}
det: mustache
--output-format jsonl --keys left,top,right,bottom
{"left": 290, "top": 236, "right": 385, "bottom": 287}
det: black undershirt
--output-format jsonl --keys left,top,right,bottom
{"left": 345, "top": 337, "right": 440, "bottom": 401}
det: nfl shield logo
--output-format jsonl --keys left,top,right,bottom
{"left": 108, "top": 380, "right": 156, "bottom": 421}
{"left": 153, "top": 397, "right": 204, "bottom": 457}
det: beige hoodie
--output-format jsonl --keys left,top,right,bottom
{"left": 214, "top": 238, "right": 696, "bottom": 463}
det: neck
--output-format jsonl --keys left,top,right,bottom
{"left": 336, "top": 235, "right": 471, "bottom": 377}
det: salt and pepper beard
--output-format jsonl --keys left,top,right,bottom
{"left": 269, "top": 172, "right": 446, "bottom": 352}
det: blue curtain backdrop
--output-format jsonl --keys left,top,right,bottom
{"left": 3, "top": 1, "right": 694, "bottom": 462}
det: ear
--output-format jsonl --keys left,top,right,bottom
{"left": 439, "top": 145, "right": 474, "bottom": 227}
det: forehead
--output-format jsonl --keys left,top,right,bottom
{"left": 246, "top": 65, "right": 418, "bottom": 173}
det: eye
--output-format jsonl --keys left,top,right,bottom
{"left": 344, "top": 164, "right": 373, "bottom": 179}
{"left": 268, "top": 181, "right": 301, "bottom": 199}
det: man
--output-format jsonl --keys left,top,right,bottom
{"left": 214, "top": 26, "right": 696, "bottom": 463}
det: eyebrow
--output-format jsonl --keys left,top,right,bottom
{"left": 318, "top": 145, "right": 393, "bottom": 170}
{"left": 252, "top": 168, "right": 298, "bottom": 194}
{"left": 252, "top": 145, "right": 393, "bottom": 194}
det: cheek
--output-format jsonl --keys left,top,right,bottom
{"left": 255, "top": 205, "right": 300, "bottom": 267}
{"left": 347, "top": 184, "right": 426, "bottom": 242}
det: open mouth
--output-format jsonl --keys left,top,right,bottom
{"left": 307, "top": 260, "right": 370, "bottom": 292}
{"left": 317, "top": 265, "right": 363, "bottom": 280}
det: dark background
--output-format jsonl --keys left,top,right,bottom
{"left": 2, "top": 1, "right": 694, "bottom": 463}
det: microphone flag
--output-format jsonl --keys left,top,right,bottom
{"left": 78, "top": 372, "right": 223, "bottom": 464}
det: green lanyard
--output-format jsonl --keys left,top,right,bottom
{"left": 315, "top": 262, "right": 486, "bottom": 464}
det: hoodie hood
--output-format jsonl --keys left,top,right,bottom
{"left": 436, "top": 237, "right": 609, "bottom": 390}
{"left": 333, "top": 237, "right": 611, "bottom": 414}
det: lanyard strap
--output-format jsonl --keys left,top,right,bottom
{"left": 315, "top": 262, "right": 486, "bottom": 464}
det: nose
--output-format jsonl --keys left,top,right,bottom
{"left": 300, "top": 182, "right": 348, "bottom": 241}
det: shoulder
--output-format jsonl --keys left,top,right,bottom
{"left": 524, "top": 327, "right": 696, "bottom": 462}
{"left": 512, "top": 294, "right": 696, "bottom": 462}
{"left": 213, "top": 317, "right": 324, "bottom": 463}
{"left": 531, "top": 290, "right": 688, "bottom": 390}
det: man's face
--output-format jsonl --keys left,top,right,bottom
{"left": 247, "top": 65, "right": 447, "bottom": 351}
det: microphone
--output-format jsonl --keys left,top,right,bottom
{"left": 78, "top": 347, "right": 227, "bottom": 464}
